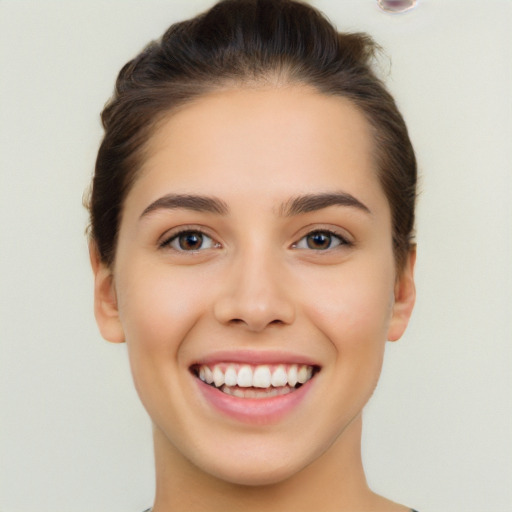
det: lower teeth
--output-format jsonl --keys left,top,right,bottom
{"left": 220, "top": 385, "right": 295, "bottom": 398}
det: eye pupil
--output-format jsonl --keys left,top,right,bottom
{"left": 179, "top": 232, "right": 203, "bottom": 250}
{"left": 307, "top": 232, "right": 331, "bottom": 250}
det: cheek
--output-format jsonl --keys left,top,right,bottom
{"left": 116, "top": 263, "right": 213, "bottom": 355}
{"left": 319, "top": 267, "right": 394, "bottom": 406}
{"left": 114, "top": 264, "right": 215, "bottom": 421}
{"left": 303, "top": 262, "right": 395, "bottom": 348}
{"left": 299, "top": 259, "right": 395, "bottom": 410}
{"left": 292, "top": 262, "right": 396, "bottom": 443}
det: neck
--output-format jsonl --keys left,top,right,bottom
{"left": 151, "top": 415, "right": 385, "bottom": 512}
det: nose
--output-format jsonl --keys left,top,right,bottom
{"left": 213, "top": 247, "right": 296, "bottom": 332}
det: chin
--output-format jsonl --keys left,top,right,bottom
{"left": 208, "top": 459, "right": 303, "bottom": 487}
{"left": 189, "top": 436, "right": 329, "bottom": 488}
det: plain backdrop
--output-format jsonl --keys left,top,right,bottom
{"left": 1, "top": 1, "right": 511, "bottom": 511}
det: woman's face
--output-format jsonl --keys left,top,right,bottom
{"left": 93, "top": 86, "right": 415, "bottom": 485}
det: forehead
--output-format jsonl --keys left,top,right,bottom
{"left": 126, "top": 86, "right": 386, "bottom": 216}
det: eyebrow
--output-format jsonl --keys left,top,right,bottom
{"left": 140, "top": 194, "right": 229, "bottom": 218}
{"left": 280, "top": 192, "right": 371, "bottom": 217}
{"left": 139, "top": 191, "right": 370, "bottom": 220}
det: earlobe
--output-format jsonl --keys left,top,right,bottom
{"left": 387, "top": 247, "right": 416, "bottom": 342}
{"left": 89, "top": 242, "right": 125, "bottom": 344}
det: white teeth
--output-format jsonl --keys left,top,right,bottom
{"left": 204, "top": 366, "right": 214, "bottom": 384}
{"left": 287, "top": 365, "right": 298, "bottom": 387}
{"left": 213, "top": 366, "right": 225, "bottom": 387}
{"left": 271, "top": 365, "right": 288, "bottom": 387}
{"left": 224, "top": 365, "right": 237, "bottom": 386}
{"left": 297, "top": 365, "right": 310, "bottom": 384}
{"left": 222, "top": 386, "right": 294, "bottom": 399}
{"left": 253, "top": 365, "right": 272, "bottom": 388}
{"left": 237, "top": 365, "right": 253, "bottom": 387}
{"left": 197, "top": 363, "right": 316, "bottom": 391}
{"left": 232, "top": 388, "right": 245, "bottom": 398}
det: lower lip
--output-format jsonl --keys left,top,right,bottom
{"left": 195, "top": 377, "right": 315, "bottom": 425}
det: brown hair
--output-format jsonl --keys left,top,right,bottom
{"left": 89, "top": 0, "right": 417, "bottom": 270}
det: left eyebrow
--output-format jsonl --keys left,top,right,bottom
{"left": 139, "top": 193, "right": 229, "bottom": 219}
{"left": 279, "top": 192, "right": 371, "bottom": 217}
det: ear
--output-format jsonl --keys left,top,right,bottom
{"left": 387, "top": 247, "right": 416, "bottom": 342}
{"left": 89, "top": 242, "right": 125, "bottom": 343}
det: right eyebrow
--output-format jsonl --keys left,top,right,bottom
{"left": 139, "top": 194, "right": 229, "bottom": 219}
{"left": 279, "top": 191, "right": 371, "bottom": 217}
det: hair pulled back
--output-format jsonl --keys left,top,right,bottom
{"left": 89, "top": 0, "right": 417, "bottom": 270}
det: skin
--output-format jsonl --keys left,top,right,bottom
{"left": 91, "top": 86, "right": 416, "bottom": 512}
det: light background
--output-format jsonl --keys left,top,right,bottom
{"left": 1, "top": 1, "right": 511, "bottom": 511}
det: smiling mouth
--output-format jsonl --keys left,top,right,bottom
{"left": 191, "top": 363, "right": 319, "bottom": 399}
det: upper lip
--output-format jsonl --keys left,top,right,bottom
{"left": 190, "top": 349, "right": 321, "bottom": 368}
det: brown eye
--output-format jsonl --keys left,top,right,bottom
{"left": 163, "top": 230, "right": 217, "bottom": 251}
{"left": 307, "top": 231, "right": 332, "bottom": 250}
{"left": 178, "top": 232, "right": 203, "bottom": 250}
{"left": 293, "top": 230, "right": 348, "bottom": 251}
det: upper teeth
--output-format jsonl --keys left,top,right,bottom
{"left": 197, "top": 363, "right": 314, "bottom": 389}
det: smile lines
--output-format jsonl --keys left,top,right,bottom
{"left": 193, "top": 363, "right": 316, "bottom": 397}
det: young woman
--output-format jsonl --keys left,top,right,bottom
{"left": 88, "top": 0, "right": 418, "bottom": 510}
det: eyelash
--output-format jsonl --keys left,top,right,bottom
{"left": 159, "top": 228, "right": 351, "bottom": 253}
{"left": 292, "top": 229, "right": 351, "bottom": 251}
{"left": 159, "top": 229, "right": 220, "bottom": 252}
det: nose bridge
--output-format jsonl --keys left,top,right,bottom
{"left": 213, "top": 240, "right": 295, "bottom": 331}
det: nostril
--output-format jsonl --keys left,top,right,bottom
{"left": 213, "top": 285, "right": 296, "bottom": 331}
{"left": 229, "top": 318, "right": 285, "bottom": 328}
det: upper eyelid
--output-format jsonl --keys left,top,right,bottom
{"left": 157, "top": 225, "right": 352, "bottom": 248}
{"left": 158, "top": 225, "right": 218, "bottom": 245}
{"left": 159, "top": 230, "right": 221, "bottom": 254}
{"left": 292, "top": 225, "right": 353, "bottom": 244}
{"left": 292, "top": 229, "right": 350, "bottom": 248}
